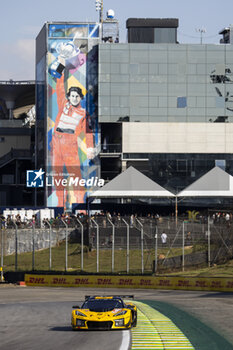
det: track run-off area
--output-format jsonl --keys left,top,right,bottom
{"left": 131, "top": 301, "right": 194, "bottom": 349}
{"left": 0, "top": 286, "right": 233, "bottom": 350}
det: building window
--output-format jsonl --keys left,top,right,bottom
{"left": 176, "top": 159, "right": 187, "bottom": 172}
{"left": 2, "top": 175, "right": 14, "bottom": 184}
{"left": 215, "top": 159, "right": 226, "bottom": 171}
{"left": 216, "top": 96, "right": 225, "bottom": 108}
{"left": 177, "top": 97, "right": 187, "bottom": 108}
{"left": 154, "top": 28, "right": 176, "bottom": 43}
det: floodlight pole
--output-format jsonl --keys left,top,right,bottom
{"left": 96, "top": 0, "right": 103, "bottom": 23}
{"left": 196, "top": 28, "right": 206, "bottom": 44}
{"left": 100, "top": 0, "right": 103, "bottom": 24}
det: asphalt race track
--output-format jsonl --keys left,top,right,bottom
{"left": 0, "top": 286, "right": 233, "bottom": 350}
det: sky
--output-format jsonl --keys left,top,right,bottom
{"left": 1, "top": 0, "right": 233, "bottom": 80}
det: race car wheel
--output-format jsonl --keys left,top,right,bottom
{"left": 131, "top": 312, "right": 137, "bottom": 327}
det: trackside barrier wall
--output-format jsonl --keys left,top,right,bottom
{"left": 25, "top": 274, "right": 233, "bottom": 292}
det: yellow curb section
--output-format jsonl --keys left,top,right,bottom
{"left": 131, "top": 301, "right": 195, "bottom": 350}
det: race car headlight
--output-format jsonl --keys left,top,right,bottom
{"left": 75, "top": 311, "right": 87, "bottom": 317}
{"left": 114, "top": 310, "right": 127, "bottom": 317}
{"left": 115, "top": 318, "right": 124, "bottom": 327}
{"left": 76, "top": 319, "right": 86, "bottom": 327}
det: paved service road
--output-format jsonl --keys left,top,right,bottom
{"left": 0, "top": 286, "right": 233, "bottom": 350}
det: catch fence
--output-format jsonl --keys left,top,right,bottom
{"left": 1, "top": 215, "right": 233, "bottom": 278}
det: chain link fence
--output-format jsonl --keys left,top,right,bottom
{"left": 1, "top": 215, "right": 233, "bottom": 277}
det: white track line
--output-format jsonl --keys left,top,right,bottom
{"left": 119, "top": 330, "right": 131, "bottom": 350}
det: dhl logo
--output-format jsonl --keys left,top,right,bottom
{"left": 75, "top": 278, "right": 90, "bottom": 284}
{"left": 177, "top": 280, "right": 191, "bottom": 287}
{"left": 211, "top": 281, "right": 223, "bottom": 288}
{"left": 29, "top": 277, "right": 46, "bottom": 284}
{"left": 195, "top": 281, "right": 208, "bottom": 287}
{"left": 226, "top": 281, "right": 233, "bottom": 288}
{"left": 97, "top": 278, "right": 113, "bottom": 285}
{"left": 139, "top": 279, "right": 153, "bottom": 286}
{"left": 52, "top": 278, "right": 69, "bottom": 284}
{"left": 158, "top": 279, "right": 172, "bottom": 286}
{"left": 119, "top": 279, "right": 134, "bottom": 286}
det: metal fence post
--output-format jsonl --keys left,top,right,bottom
{"left": 108, "top": 217, "right": 115, "bottom": 273}
{"left": 154, "top": 226, "right": 158, "bottom": 273}
{"left": 136, "top": 218, "right": 144, "bottom": 274}
{"left": 61, "top": 219, "right": 68, "bottom": 272}
{"left": 12, "top": 221, "right": 18, "bottom": 271}
{"left": 208, "top": 216, "right": 211, "bottom": 267}
{"left": 182, "top": 221, "right": 185, "bottom": 272}
{"left": 32, "top": 223, "right": 35, "bottom": 271}
{"left": 76, "top": 218, "right": 84, "bottom": 271}
{"left": 46, "top": 220, "right": 52, "bottom": 270}
{"left": 1, "top": 228, "right": 3, "bottom": 282}
{"left": 122, "top": 218, "right": 129, "bottom": 274}
{"left": 91, "top": 218, "right": 99, "bottom": 273}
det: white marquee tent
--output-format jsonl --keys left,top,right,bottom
{"left": 177, "top": 166, "right": 233, "bottom": 197}
{"left": 90, "top": 166, "right": 175, "bottom": 198}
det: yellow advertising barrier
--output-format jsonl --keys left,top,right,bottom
{"left": 24, "top": 274, "right": 233, "bottom": 292}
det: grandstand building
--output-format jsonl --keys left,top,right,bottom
{"left": 0, "top": 81, "right": 35, "bottom": 207}
{"left": 35, "top": 17, "right": 233, "bottom": 211}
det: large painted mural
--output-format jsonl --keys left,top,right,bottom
{"left": 46, "top": 24, "right": 100, "bottom": 210}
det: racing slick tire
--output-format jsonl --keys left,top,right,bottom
{"left": 131, "top": 313, "right": 137, "bottom": 327}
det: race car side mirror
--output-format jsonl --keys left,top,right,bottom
{"left": 72, "top": 305, "right": 80, "bottom": 308}
{"left": 125, "top": 305, "right": 134, "bottom": 309}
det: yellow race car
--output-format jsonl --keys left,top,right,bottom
{"left": 71, "top": 295, "right": 137, "bottom": 330}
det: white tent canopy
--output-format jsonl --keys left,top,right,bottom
{"left": 177, "top": 166, "right": 233, "bottom": 197}
{"left": 90, "top": 166, "right": 175, "bottom": 198}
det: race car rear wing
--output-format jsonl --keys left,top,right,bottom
{"left": 85, "top": 295, "right": 134, "bottom": 301}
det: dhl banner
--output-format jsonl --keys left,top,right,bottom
{"left": 25, "top": 274, "right": 233, "bottom": 292}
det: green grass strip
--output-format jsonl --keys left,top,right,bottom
{"left": 141, "top": 300, "right": 233, "bottom": 350}
{"left": 131, "top": 301, "right": 194, "bottom": 350}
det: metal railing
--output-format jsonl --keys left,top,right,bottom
{"left": 100, "top": 143, "right": 121, "bottom": 153}
{"left": 0, "top": 149, "right": 31, "bottom": 167}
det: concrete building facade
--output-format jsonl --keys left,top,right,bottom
{"left": 0, "top": 82, "right": 35, "bottom": 207}
{"left": 98, "top": 20, "right": 233, "bottom": 205}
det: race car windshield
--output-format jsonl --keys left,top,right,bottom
{"left": 82, "top": 299, "right": 124, "bottom": 312}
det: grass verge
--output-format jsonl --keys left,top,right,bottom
{"left": 1, "top": 242, "right": 233, "bottom": 277}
